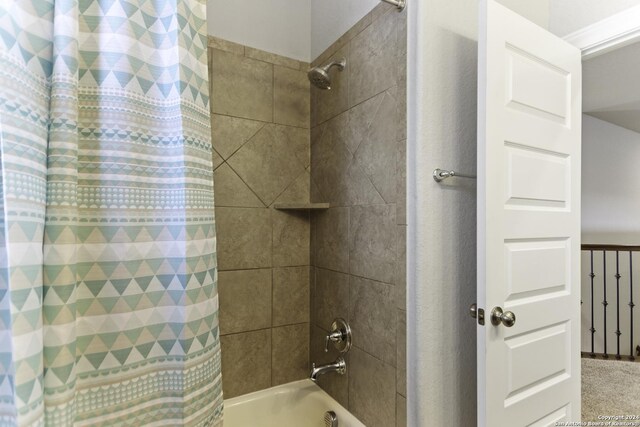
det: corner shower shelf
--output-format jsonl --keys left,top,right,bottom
{"left": 273, "top": 202, "right": 330, "bottom": 210}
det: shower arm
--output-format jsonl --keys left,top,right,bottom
{"left": 381, "top": 0, "right": 406, "bottom": 11}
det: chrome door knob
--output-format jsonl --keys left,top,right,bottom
{"left": 490, "top": 307, "right": 516, "bottom": 327}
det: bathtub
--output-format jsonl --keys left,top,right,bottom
{"left": 224, "top": 380, "right": 366, "bottom": 427}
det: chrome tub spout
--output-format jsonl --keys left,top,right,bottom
{"left": 310, "top": 357, "right": 346, "bottom": 382}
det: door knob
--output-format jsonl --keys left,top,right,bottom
{"left": 469, "top": 303, "right": 478, "bottom": 318}
{"left": 490, "top": 307, "right": 516, "bottom": 327}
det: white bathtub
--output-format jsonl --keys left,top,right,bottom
{"left": 224, "top": 380, "right": 366, "bottom": 427}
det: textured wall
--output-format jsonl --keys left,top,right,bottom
{"left": 309, "top": 4, "right": 407, "bottom": 427}
{"left": 406, "top": 0, "right": 551, "bottom": 425}
{"left": 580, "top": 115, "right": 640, "bottom": 356}
{"left": 406, "top": 0, "right": 478, "bottom": 425}
{"left": 582, "top": 115, "right": 640, "bottom": 244}
{"left": 207, "top": 37, "right": 312, "bottom": 398}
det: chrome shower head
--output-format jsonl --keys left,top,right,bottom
{"left": 308, "top": 58, "right": 346, "bottom": 90}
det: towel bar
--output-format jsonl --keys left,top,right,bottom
{"left": 432, "top": 168, "right": 476, "bottom": 183}
{"left": 381, "top": 0, "right": 406, "bottom": 11}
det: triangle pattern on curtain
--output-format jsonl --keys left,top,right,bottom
{"left": 0, "top": 0, "right": 223, "bottom": 426}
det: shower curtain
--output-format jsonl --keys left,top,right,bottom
{"left": 0, "top": 1, "right": 223, "bottom": 426}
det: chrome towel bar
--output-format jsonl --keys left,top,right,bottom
{"left": 432, "top": 168, "right": 477, "bottom": 183}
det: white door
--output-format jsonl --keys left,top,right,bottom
{"left": 477, "top": 1, "right": 582, "bottom": 426}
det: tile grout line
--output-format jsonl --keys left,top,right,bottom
{"left": 270, "top": 117, "right": 275, "bottom": 386}
{"left": 221, "top": 321, "right": 310, "bottom": 339}
{"left": 311, "top": 82, "right": 399, "bottom": 129}
{"left": 209, "top": 36, "right": 304, "bottom": 71}
{"left": 345, "top": 204, "right": 351, "bottom": 410}
{"left": 314, "top": 252, "right": 399, "bottom": 285}
{"left": 218, "top": 264, "right": 311, "bottom": 273}
{"left": 223, "top": 159, "right": 269, "bottom": 208}
{"left": 211, "top": 111, "right": 311, "bottom": 132}
{"left": 270, "top": 262, "right": 274, "bottom": 387}
{"left": 268, "top": 168, "right": 309, "bottom": 208}
{"left": 217, "top": 120, "right": 267, "bottom": 161}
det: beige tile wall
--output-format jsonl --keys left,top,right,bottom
{"left": 208, "top": 37, "right": 312, "bottom": 398}
{"left": 310, "top": 4, "right": 408, "bottom": 427}
{"left": 207, "top": 5, "right": 408, "bottom": 423}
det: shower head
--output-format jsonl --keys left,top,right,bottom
{"left": 307, "top": 58, "right": 346, "bottom": 90}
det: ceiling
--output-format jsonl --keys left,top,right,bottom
{"left": 550, "top": 0, "right": 640, "bottom": 37}
{"left": 583, "top": 40, "right": 640, "bottom": 133}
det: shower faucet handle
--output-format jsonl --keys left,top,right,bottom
{"left": 324, "top": 318, "right": 352, "bottom": 353}
{"left": 324, "top": 331, "right": 343, "bottom": 352}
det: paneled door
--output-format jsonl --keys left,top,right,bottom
{"left": 477, "top": 0, "right": 582, "bottom": 425}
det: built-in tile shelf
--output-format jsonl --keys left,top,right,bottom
{"left": 273, "top": 203, "right": 330, "bottom": 210}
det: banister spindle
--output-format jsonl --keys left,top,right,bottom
{"left": 630, "top": 251, "right": 635, "bottom": 361}
{"left": 603, "top": 250, "right": 608, "bottom": 358}
{"left": 581, "top": 244, "right": 640, "bottom": 361}
{"left": 615, "top": 251, "right": 621, "bottom": 360}
{"left": 590, "top": 250, "right": 596, "bottom": 358}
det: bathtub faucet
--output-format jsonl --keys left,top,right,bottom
{"left": 309, "top": 357, "right": 346, "bottom": 382}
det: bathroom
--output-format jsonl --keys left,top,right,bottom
{"left": 4, "top": 0, "right": 640, "bottom": 426}
{"left": 0, "top": 0, "right": 406, "bottom": 426}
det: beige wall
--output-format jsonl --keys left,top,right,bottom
{"left": 207, "top": 37, "right": 312, "bottom": 398}
{"left": 309, "top": 4, "right": 407, "bottom": 427}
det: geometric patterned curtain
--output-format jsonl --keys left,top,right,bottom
{"left": 0, "top": 1, "right": 223, "bottom": 425}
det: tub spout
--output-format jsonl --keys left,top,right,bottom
{"left": 310, "top": 357, "right": 346, "bottom": 382}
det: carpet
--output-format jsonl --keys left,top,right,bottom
{"left": 582, "top": 357, "right": 640, "bottom": 421}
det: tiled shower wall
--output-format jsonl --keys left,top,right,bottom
{"left": 309, "top": 4, "right": 408, "bottom": 427}
{"left": 207, "top": 37, "right": 313, "bottom": 398}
